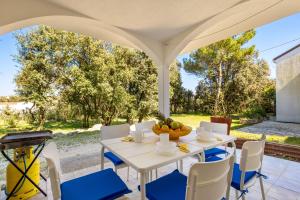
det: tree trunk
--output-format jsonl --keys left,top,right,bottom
{"left": 214, "top": 62, "right": 223, "bottom": 115}
{"left": 38, "top": 107, "right": 46, "bottom": 130}
{"left": 138, "top": 115, "right": 143, "bottom": 123}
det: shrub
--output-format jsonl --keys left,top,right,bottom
{"left": 1, "top": 106, "right": 20, "bottom": 128}
{"left": 7, "top": 117, "right": 17, "bottom": 128}
{"left": 242, "top": 105, "right": 266, "bottom": 120}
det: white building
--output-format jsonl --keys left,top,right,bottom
{"left": 0, "top": 102, "right": 33, "bottom": 112}
{"left": 274, "top": 44, "right": 300, "bottom": 123}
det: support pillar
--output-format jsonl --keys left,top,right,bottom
{"left": 158, "top": 64, "right": 170, "bottom": 117}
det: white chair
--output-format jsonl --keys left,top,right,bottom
{"left": 101, "top": 124, "right": 130, "bottom": 180}
{"left": 231, "top": 135, "right": 266, "bottom": 200}
{"left": 199, "top": 121, "right": 228, "bottom": 161}
{"left": 43, "top": 142, "right": 131, "bottom": 200}
{"left": 141, "top": 151, "right": 235, "bottom": 200}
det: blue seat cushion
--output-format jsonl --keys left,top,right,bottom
{"left": 104, "top": 152, "right": 124, "bottom": 166}
{"left": 61, "top": 168, "right": 132, "bottom": 200}
{"left": 205, "top": 155, "right": 222, "bottom": 162}
{"left": 231, "top": 163, "right": 257, "bottom": 191}
{"left": 139, "top": 170, "right": 187, "bottom": 200}
{"left": 204, "top": 147, "right": 227, "bottom": 159}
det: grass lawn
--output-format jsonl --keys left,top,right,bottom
{"left": 0, "top": 119, "right": 82, "bottom": 135}
{"left": 1, "top": 113, "right": 300, "bottom": 146}
{"left": 171, "top": 113, "right": 300, "bottom": 146}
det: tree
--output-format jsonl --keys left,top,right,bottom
{"left": 170, "top": 62, "right": 195, "bottom": 113}
{"left": 15, "top": 26, "right": 62, "bottom": 129}
{"left": 113, "top": 46, "right": 158, "bottom": 123}
{"left": 14, "top": 25, "right": 185, "bottom": 127}
{"left": 183, "top": 30, "right": 270, "bottom": 115}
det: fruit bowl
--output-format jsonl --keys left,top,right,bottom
{"left": 152, "top": 123, "right": 192, "bottom": 140}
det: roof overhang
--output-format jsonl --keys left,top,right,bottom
{"left": 273, "top": 43, "right": 300, "bottom": 63}
{"left": 1, "top": 0, "right": 300, "bottom": 66}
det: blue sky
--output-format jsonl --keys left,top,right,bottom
{"left": 1, "top": 12, "right": 300, "bottom": 95}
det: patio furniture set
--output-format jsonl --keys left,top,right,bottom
{"left": 43, "top": 121, "right": 267, "bottom": 200}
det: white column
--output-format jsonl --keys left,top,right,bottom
{"left": 158, "top": 64, "right": 170, "bottom": 117}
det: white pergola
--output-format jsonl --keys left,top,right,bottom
{"left": 1, "top": 0, "right": 299, "bottom": 117}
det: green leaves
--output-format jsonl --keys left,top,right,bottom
{"left": 15, "top": 25, "right": 171, "bottom": 126}
{"left": 183, "top": 29, "right": 271, "bottom": 116}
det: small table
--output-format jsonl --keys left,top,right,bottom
{"left": 0, "top": 131, "right": 53, "bottom": 200}
{"left": 100, "top": 131, "right": 236, "bottom": 200}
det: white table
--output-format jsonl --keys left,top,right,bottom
{"left": 100, "top": 131, "right": 236, "bottom": 200}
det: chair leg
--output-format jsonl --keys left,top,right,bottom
{"left": 150, "top": 170, "right": 153, "bottom": 181}
{"left": 127, "top": 166, "right": 130, "bottom": 182}
{"left": 235, "top": 190, "right": 239, "bottom": 200}
{"left": 155, "top": 169, "right": 158, "bottom": 179}
{"left": 115, "top": 166, "right": 118, "bottom": 174}
{"left": 259, "top": 176, "right": 266, "bottom": 200}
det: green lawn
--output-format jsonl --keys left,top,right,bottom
{"left": 0, "top": 119, "right": 87, "bottom": 136}
{"left": 171, "top": 113, "right": 300, "bottom": 146}
{"left": 1, "top": 113, "right": 300, "bottom": 146}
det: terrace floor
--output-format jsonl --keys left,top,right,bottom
{"left": 0, "top": 145, "right": 300, "bottom": 200}
{"left": 12, "top": 148, "right": 297, "bottom": 200}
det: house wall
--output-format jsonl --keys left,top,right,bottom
{"left": 276, "top": 53, "right": 300, "bottom": 123}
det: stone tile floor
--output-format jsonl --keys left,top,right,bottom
{"left": 2, "top": 149, "right": 300, "bottom": 200}
{"left": 238, "top": 121, "right": 300, "bottom": 137}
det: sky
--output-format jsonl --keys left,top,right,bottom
{"left": 1, "top": 13, "right": 300, "bottom": 95}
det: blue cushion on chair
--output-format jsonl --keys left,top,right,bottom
{"left": 204, "top": 148, "right": 227, "bottom": 159}
{"left": 231, "top": 163, "right": 257, "bottom": 190}
{"left": 139, "top": 170, "right": 187, "bottom": 200}
{"left": 104, "top": 152, "right": 124, "bottom": 166}
{"left": 61, "top": 168, "right": 132, "bottom": 200}
{"left": 205, "top": 155, "right": 222, "bottom": 162}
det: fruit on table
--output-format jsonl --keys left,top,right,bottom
{"left": 170, "top": 121, "right": 180, "bottom": 129}
{"left": 161, "top": 125, "right": 170, "bottom": 132}
{"left": 154, "top": 124, "right": 160, "bottom": 129}
{"left": 152, "top": 113, "right": 192, "bottom": 140}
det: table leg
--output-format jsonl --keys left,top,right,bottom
{"left": 100, "top": 146, "right": 104, "bottom": 170}
{"left": 140, "top": 171, "right": 146, "bottom": 200}
{"left": 196, "top": 153, "right": 203, "bottom": 162}
{"left": 200, "top": 151, "right": 205, "bottom": 162}
{"left": 179, "top": 159, "right": 183, "bottom": 172}
{"left": 231, "top": 141, "right": 237, "bottom": 162}
{"left": 150, "top": 170, "right": 153, "bottom": 181}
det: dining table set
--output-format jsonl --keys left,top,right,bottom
{"left": 100, "top": 125, "right": 236, "bottom": 200}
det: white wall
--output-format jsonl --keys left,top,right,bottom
{"left": 276, "top": 52, "right": 300, "bottom": 123}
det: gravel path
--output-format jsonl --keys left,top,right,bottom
{"left": 237, "top": 120, "right": 300, "bottom": 137}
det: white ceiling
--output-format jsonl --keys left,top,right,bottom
{"left": 1, "top": 0, "right": 300, "bottom": 66}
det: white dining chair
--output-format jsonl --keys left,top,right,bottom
{"left": 231, "top": 135, "right": 267, "bottom": 200}
{"left": 140, "top": 151, "right": 235, "bottom": 200}
{"left": 199, "top": 121, "right": 228, "bottom": 161}
{"left": 43, "top": 142, "right": 132, "bottom": 200}
{"left": 101, "top": 124, "right": 130, "bottom": 181}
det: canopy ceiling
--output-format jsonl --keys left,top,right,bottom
{"left": 1, "top": 0, "right": 300, "bottom": 66}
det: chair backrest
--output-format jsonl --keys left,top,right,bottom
{"left": 240, "top": 135, "right": 266, "bottom": 172}
{"left": 199, "top": 121, "right": 227, "bottom": 135}
{"left": 186, "top": 152, "right": 234, "bottom": 200}
{"left": 101, "top": 124, "right": 130, "bottom": 140}
{"left": 43, "top": 142, "right": 62, "bottom": 200}
{"left": 135, "top": 120, "right": 156, "bottom": 133}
